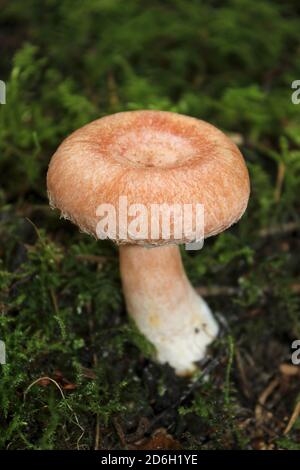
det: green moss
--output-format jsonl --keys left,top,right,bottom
{"left": 1, "top": 0, "right": 300, "bottom": 450}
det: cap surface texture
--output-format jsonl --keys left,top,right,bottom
{"left": 47, "top": 110, "right": 250, "bottom": 244}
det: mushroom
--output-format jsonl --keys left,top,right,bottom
{"left": 47, "top": 110, "right": 250, "bottom": 375}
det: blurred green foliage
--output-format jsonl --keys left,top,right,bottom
{"left": 0, "top": 0, "right": 300, "bottom": 450}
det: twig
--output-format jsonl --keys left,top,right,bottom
{"left": 24, "top": 376, "right": 84, "bottom": 449}
{"left": 255, "top": 378, "right": 280, "bottom": 425}
{"left": 16, "top": 204, "right": 50, "bottom": 216}
{"left": 25, "top": 218, "right": 45, "bottom": 245}
{"left": 113, "top": 417, "right": 127, "bottom": 448}
{"left": 279, "top": 363, "right": 300, "bottom": 377}
{"left": 196, "top": 286, "right": 238, "bottom": 297}
{"left": 49, "top": 288, "right": 59, "bottom": 315}
{"left": 107, "top": 72, "right": 119, "bottom": 108}
{"left": 196, "top": 282, "right": 300, "bottom": 298}
{"left": 86, "top": 301, "right": 102, "bottom": 450}
{"left": 75, "top": 254, "right": 111, "bottom": 264}
{"left": 259, "top": 221, "right": 299, "bottom": 237}
{"left": 291, "top": 283, "right": 300, "bottom": 294}
{"left": 125, "top": 417, "right": 151, "bottom": 443}
{"left": 284, "top": 401, "right": 300, "bottom": 435}
{"left": 274, "top": 162, "right": 286, "bottom": 203}
{"left": 95, "top": 414, "right": 101, "bottom": 450}
{"left": 235, "top": 347, "right": 252, "bottom": 400}
{"left": 224, "top": 335, "right": 234, "bottom": 406}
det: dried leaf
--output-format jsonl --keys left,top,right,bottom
{"left": 129, "top": 428, "right": 181, "bottom": 450}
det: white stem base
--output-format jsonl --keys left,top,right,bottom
{"left": 132, "top": 284, "right": 218, "bottom": 375}
{"left": 119, "top": 245, "right": 219, "bottom": 375}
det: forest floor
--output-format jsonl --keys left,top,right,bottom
{"left": 1, "top": 0, "right": 300, "bottom": 450}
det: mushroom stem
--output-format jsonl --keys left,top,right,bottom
{"left": 119, "top": 244, "right": 219, "bottom": 375}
